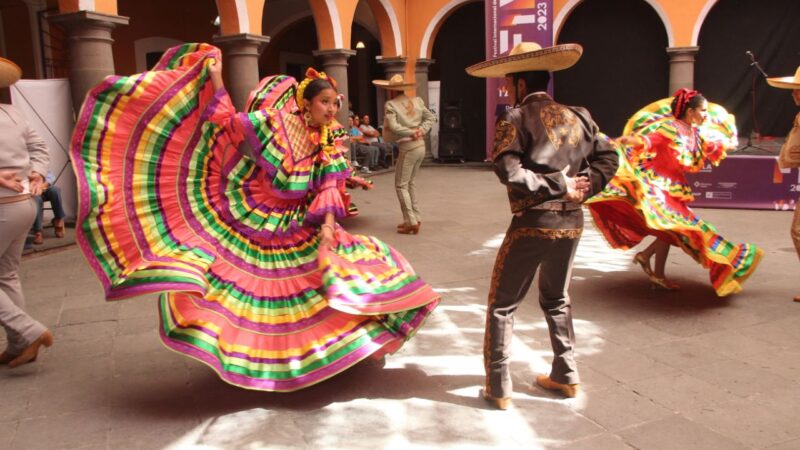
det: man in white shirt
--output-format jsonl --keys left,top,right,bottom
{"left": 359, "top": 114, "right": 393, "bottom": 168}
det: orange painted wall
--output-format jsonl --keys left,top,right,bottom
{"left": 58, "top": 0, "right": 118, "bottom": 14}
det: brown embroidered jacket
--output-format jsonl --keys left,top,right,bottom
{"left": 492, "top": 92, "right": 619, "bottom": 215}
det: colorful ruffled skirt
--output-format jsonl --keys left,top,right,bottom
{"left": 586, "top": 99, "right": 762, "bottom": 297}
{"left": 71, "top": 43, "right": 439, "bottom": 391}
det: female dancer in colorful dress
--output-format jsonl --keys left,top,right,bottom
{"left": 71, "top": 43, "right": 439, "bottom": 391}
{"left": 586, "top": 89, "right": 762, "bottom": 296}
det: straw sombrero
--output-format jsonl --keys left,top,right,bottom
{"left": 0, "top": 57, "right": 22, "bottom": 88}
{"left": 767, "top": 66, "right": 800, "bottom": 90}
{"left": 373, "top": 74, "right": 416, "bottom": 91}
{"left": 466, "top": 42, "right": 582, "bottom": 78}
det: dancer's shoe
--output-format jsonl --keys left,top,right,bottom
{"left": 8, "top": 330, "right": 53, "bottom": 368}
{"left": 534, "top": 375, "right": 580, "bottom": 398}
{"left": 480, "top": 388, "right": 512, "bottom": 410}
{"left": 633, "top": 252, "right": 653, "bottom": 276}
{"left": 649, "top": 275, "right": 680, "bottom": 291}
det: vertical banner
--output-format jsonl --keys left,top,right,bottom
{"left": 485, "top": 0, "right": 553, "bottom": 160}
{"left": 428, "top": 81, "right": 442, "bottom": 159}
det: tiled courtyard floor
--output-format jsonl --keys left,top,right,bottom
{"left": 3, "top": 165, "right": 798, "bottom": 449}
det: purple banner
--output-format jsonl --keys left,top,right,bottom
{"left": 485, "top": 0, "right": 553, "bottom": 160}
{"left": 687, "top": 155, "right": 798, "bottom": 210}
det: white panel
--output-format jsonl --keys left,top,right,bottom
{"left": 10, "top": 80, "right": 77, "bottom": 220}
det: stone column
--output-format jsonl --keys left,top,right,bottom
{"left": 666, "top": 46, "right": 699, "bottom": 95}
{"left": 414, "top": 58, "right": 435, "bottom": 107}
{"left": 23, "top": 0, "right": 47, "bottom": 78}
{"left": 213, "top": 33, "right": 271, "bottom": 112}
{"left": 49, "top": 11, "right": 129, "bottom": 114}
{"left": 313, "top": 49, "right": 356, "bottom": 126}
{"left": 375, "top": 56, "right": 407, "bottom": 125}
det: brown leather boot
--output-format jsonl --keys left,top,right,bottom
{"left": 535, "top": 375, "right": 580, "bottom": 398}
{"left": 480, "top": 388, "right": 512, "bottom": 410}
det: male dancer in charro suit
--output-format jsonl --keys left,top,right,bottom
{"left": 467, "top": 42, "right": 619, "bottom": 409}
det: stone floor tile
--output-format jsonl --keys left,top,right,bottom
{"left": 628, "top": 372, "right": 735, "bottom": 412}
{"left": 684, "top": 359, "right": 793, "bottom": 398}
{"left": 596, "top": 320, "right": 679, "bottom": 350}
{"left": 683, "top": 397, "right": 799, "bottom": 448}
{"left": 576, "top": 384, "right": 672, "bottom": 431}
{"left": 54, "top": 320, "right": 117, "bottom": 343}
{"left": 554, "top": 432, "right": 634, "bottom": 449}
{"left": 638, "top": 340, "right": 731, "bottom": 370}
{"left": 59, "top": 304, "right": 119, "bottom": 326}
{"left": 13, "top": 409, "right": 110, "bottom": 450}
{"left": 24, "top": 379, "right": 110, "bottom": 418}
{"left": 114, "top": 316, "right": 158, "bottom": 336}
{"left": 619, "top": 415, "right": 746, "bottom": 450}
{"left": 577, "top": 341, "right": 680, "bottom": 384}
{"left": 0, "top": 420, "right": 18, "bottom": 447}
{"left": 684, "top": 327, "right": 778, "bottom": 360}
{"left": 766, "top": 438, "right": 800, "bottom": 449}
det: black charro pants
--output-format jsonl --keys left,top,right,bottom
{"left": 484, "top": 209, "right": 583, "bottom": 399}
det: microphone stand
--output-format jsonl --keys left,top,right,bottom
{"left": 738, "top": 51, "right": 770, "bottom": 154}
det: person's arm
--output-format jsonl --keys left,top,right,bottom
{"left": 209, "top": 57, "right": 224, "bottom": 92}
{"left": 492, "top": 114, "right": 585, "bottom": 201}
{"left": 24, "top": 120, "right": 49, "bottom": 196}
{"left": 583, "top": 123, "right": 620, "bottom": 198}
{"left": 417, "top": 98, "right": 436, "bottom": 135}
{"left": 320, "top": 212, "right": 335, "bottom": 248}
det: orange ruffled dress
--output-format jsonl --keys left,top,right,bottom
{"left": 586, "top": 98, "right": 763, "bottom": 296}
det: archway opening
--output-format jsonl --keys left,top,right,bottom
{"left": 430, "top": 1, "right": 486, "bottom": 162}
{"left": 555, "top": 0, "right": 668, "bottom": 135}
{"left": 696, "top": 0, "right": 800, "bottom": 138}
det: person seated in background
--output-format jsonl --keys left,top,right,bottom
{"left": 348, "top": 116, "right": 380, "bottom": 173}
{"left": 30, "top": 171, "right": 66, "bottom": 245}
{"left": 359, "top": 114, "right": 393, "bottom": 168}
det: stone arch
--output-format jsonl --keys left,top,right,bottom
{"left": 418, "top": 0, "right": 474, "bottom": 59}
{"left": 215, "top": 0, "right": 265, "bottom": 35}
{"left": 690, "top": 0, "right": 718, "bottom": 46}
{"left": 364, "top": 0, "right": 402, "bottom": 56}
{"left": 554, "top": 0, "right": 674, "bottom": 47}
{"left": 308, "top": 0, "right": 343, "bottom": 49}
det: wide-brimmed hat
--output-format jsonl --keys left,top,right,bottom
{"left": 0, "top": 57, "right": 22, "bottom": 88}
{"left": 767, "top": 66, "right": 800, "bottom": 89}
{"left": 466, "top": 42, "right": 582, "bottom": 78}
{"left": 372, "top": 74, "right": 416, "bottom": 91}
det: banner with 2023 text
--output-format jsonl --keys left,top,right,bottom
{"left": 484, "top": 0, "right": 553, "bottom": 160}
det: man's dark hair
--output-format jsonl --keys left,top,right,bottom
{"left": 509, "top": 71, "right": 551, "bottom": 95}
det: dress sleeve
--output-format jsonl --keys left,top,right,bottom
{"left": 680, "top": 129, "right": 727, "bottom": 173}
{"left": 306, "top": 175, "right": 347, "bottom": 224}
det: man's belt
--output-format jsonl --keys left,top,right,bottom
{"left": 529, "top": 200, "right": 582, "bottom": 211}
{"left": 0, "top": 193, "right": 31, "bottom": 205}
